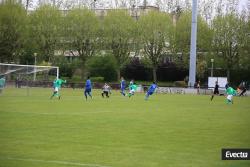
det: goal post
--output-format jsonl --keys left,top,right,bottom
{"left": 0, "top": 63, "right": 59, "bottom": 96}
{"left": 0, "top": 63, "right": 59, "bottom": 79}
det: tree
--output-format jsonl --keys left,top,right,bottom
{"left": 28, "top": 5, "right": 62, "bottom": 63}
{"left": 198, "top": 0, "right": 215, "bottom": 23}
{"left": 155, "top": 0, "right": 181, "bottom": 13}
{"left": 103, "top": 10, "right": 136, "bottom": 81}
{"left": 0, "top": 1, "right": 27, "bottom": 63}
{"left": 25, "top": 0, "right": 34, "bottom": 11}
{"left": 64, "top": 8, "right": 100, "bottom": 78}
{"left": 174, "top": 11, "right": 212, "bottom": 69}
{"left": 86, "top": 55, "right": 117, "bottom": 81}
{"left": 212, "top": 13, "right": 244, "bottom": 81}
{"left": 238, "top": 13, "right": 250, "bottom": 70}
{"left": 196, "top": 59, "right": 207, "bottom": 80}
{"left": 53, "top": 56, "right": 79, "bottom": 78}
{"left": 139, "top": 11, "right": 173, "bottom": 82}
{"left": 174, "top": 11, "right": 191, "bottom": 67}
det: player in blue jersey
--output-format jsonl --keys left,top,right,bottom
{"left": 120, "top": 77, "right": 126, "bottom": 96}
{"left": 145, "top": 82, "right": 157, "bottom": 100}
{"left": 84, "top": 76, "right": 92, "bottom": 100}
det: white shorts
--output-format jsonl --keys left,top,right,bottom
{"left": 227, "top": 95, "right": 233, "bottom": 101}
{"left": 129, "top": 89, "right": 135, "bottom": 94}
{"left": 54, "top": 87, "right": 59, "bottom": 92}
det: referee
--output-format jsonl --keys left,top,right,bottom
{"left": 211, "top": 81, "right": 219, "bottom": 101}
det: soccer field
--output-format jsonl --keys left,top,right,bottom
{"left": 0, "top": 88, "right": 250, "bottom": 167}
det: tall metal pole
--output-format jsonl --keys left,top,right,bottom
{"left": 188, "top": 0, "right": 198, "bottom": 87}
{"left": 26, "top": 65, "right": 29, "bottom": 96}
{"left": 211, "top": 59, "right": 214, "bottom": 77}
{"left": 33, "top": 53, "right": 37, "bottom": 81}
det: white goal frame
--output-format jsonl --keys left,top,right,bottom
{"left": 0, "top": 63, "right": 59, "bottom": 79}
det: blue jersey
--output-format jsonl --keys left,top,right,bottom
{"left": 85, "top": 79, "right": 92, "bottom": 89}
{"left": 148, "top": 84, "right": 157, "bottom": 93}
{"left": 121, "top": 80, "right": 126, "bottom": 90}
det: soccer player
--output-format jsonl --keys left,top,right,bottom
{"left": 145, "top": 82, "right": 157, "bottom": 100}
{"left": 210, "top": 81, "right": 219, "bottom": 101}
{"left": 0, "top": 75, "right": 6, "bottom": 94}
{"left": 120, "top": 77, "right": 126, "bottom": 96}
{"left": 128, "top": 81, "right": 137, "bottom": 98}
{"left": 226, "top": 86, "right": 237, "bottom": 104}
{"left": 239, "top": 81, "right": 247, "bottom": 96}
{"left": 129, "top": 79, "right": 134, "bottom": 85}
{"left": 102, "top": 83, "right": 111, "bottom": 98}
{"left": 84, "top": 76, "right": 92, "bottom": 100}
{"left": 50, "top": 77, "right": 66, "bottom": 100}
{"left": 197, "top": 80, "right": 201, "bottom": 94}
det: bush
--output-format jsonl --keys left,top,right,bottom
{"left": 91, "top": 77, "right": 104, "bottom": 82}
{"left": 122, "top": 58, "right": 152, "bottom": 81}
{"left": 86, "top": 55, "right": 117, "bottom": 81}
{"left": 174, "top": 81, "right": 187, "bottom": 87}
{"left": 71, "top": 75, "right": 82, "bottom": 83}
{"left": 53, "top": 57, "right": 80, "bottom": 78}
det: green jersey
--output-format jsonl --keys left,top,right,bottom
{"left": 129, "top": 84, "right": 137, "bottom": 91}
{"left": 226, "top": 87, "right": 236, "bottom": 96}
{"left": 55, "top": 79, "right": 66, "bottom": 88}
{"left": 0, "top": 78, "right": 5, "bottom": 88}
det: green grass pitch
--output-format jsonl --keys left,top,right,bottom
{"left": 0, "top": 88, "right": 250, "bottom": 167}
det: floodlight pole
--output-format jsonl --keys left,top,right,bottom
{"left": 211, "top": 58, "right": 214, "bottom": 77}
{"left": 188, "top": 0, "right": 198, "bottom": 87}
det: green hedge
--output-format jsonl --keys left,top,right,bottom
{"left": 174, "top": 81, "right": 187, "bottom": 87}
{"left": 91, "top": 77, "right": 104, "bottom": 82}
{"left": 86, "top": 55, "right": 117, "bottom": 82}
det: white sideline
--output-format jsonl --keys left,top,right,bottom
{"left": 2, "top": 157, "right": 112, "bottom": 167}
{"left": 1, "top": 110, "right": 117, "bottom": 116}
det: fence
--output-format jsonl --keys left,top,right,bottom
{"left": 3, "top": 81, "right": 249, "bottom": 96}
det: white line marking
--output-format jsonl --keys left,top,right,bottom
{"left": 2, "top": 157, "right": 112, "bottom": 167}
{"left": 0, "top": 110, "right": 117, "bottom": 116}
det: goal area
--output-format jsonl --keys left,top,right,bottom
{"left": 0, "top": 63, "right": 59, "bottom": 95}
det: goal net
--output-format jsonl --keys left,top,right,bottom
{"left": 0, "top": 63, "right": 59, "bottom": 96}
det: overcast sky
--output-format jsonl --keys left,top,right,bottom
{"left": 238, "top": 0, "right": 248, "bottom": 10}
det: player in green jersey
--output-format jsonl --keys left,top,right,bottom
{"left": 50, "top": 77, "right": 66, "bottom": 100}
{"left": 225, "top": 86, "right": 237, "bottom": 104}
